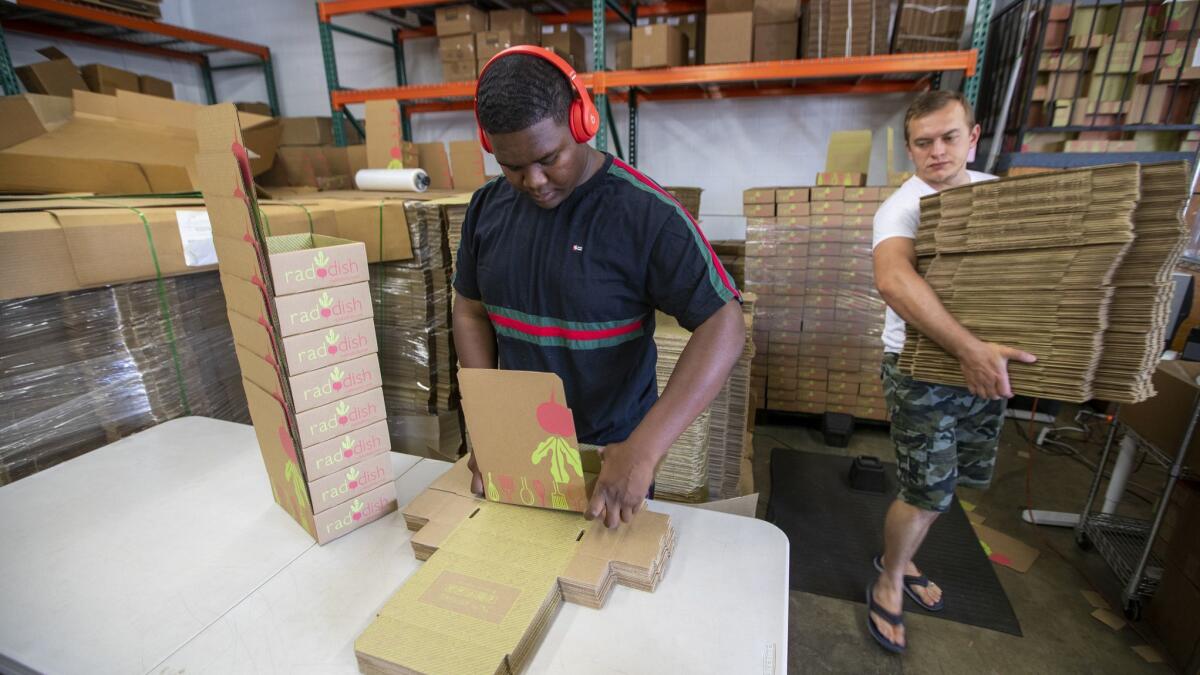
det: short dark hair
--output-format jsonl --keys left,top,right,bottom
{"left": 903, "top": 90, "right": 975, "bottom": 144}
{"left": 476, "top": 53, "right": 574, "bottom": 135}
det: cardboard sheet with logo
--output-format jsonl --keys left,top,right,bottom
{"left": 195, "top": 104, "right": 406, "bottom": 544}
{"left": 356, "top": 451, "right": 676, "bottom": 674}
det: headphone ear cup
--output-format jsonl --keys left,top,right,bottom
{"left": 568, "top": 99, "right": 588, "bottom": 144}
{"left": 478, "top": 127, "right": 493, "bottom": 154}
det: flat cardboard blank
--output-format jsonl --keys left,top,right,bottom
{"left": 355, "top": 457, "right": 675, "bottom": 674}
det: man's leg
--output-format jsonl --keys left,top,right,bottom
{"left": 871, "top": 355, "right": 960, "bottom": 648}
{"left": 954, "top": 394, "right": 1006, "bottom": 493}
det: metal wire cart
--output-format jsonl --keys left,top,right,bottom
{"left": 1075, "top": 393, "right": 1200, "bottom": 621}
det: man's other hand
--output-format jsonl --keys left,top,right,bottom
{"left": 586, "top": 441, "right": 655, "bottom": 529}
{"left": 467, "top": 451, "right": 484, "bottom": 496}
{"left": 957, "top": 340, "right": 1037, "bottom": 399}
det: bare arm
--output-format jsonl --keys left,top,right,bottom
{"left": 587, "top": 299, "right": 746, "bottom": 528}
{"left": 452, "top": 293, "right": 497, "bottom": 369}
{"left": 452, "top": 292, "right": 496, "bottom": 495}
{"left": 874, "top": 237, "right": 1035, "bottom": 398}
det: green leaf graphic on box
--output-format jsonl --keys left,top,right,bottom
{"left": 342, "top": 435, "right": 356, "bottom": 450}
{"left": 346, "top": 466, "right": 359, "bottom": 481}
{"left": 350, "top": 498, "right": 364, "bottom": 514}
{"left": 533, "top": 436, "right": 583, "bottom": 484}
{"left": 325, "top": 329, "right": 339, "bottom": 346}
{"left": 318, "top": 292, "right": 334, "bottom": 308}
{"left": 313, "top": 251, "right": 329, "bottom": 267}
{"left": 336, "top": 401, "right": 350, "bottom": 416}
{"left": 330, "top": 366, "right": 345, "bottom": 382}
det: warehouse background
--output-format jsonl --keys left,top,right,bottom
{"left": 3, "top": 0, "right": 992, "bottom": 240}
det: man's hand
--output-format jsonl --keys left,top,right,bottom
{"left": 957, "top": 339, "right": 1037, "bottom": 399}
{"left": 467, "top": 451, "right": 484, "bottom": 496}
{"left": 586, "top": 441, "right": 656, "bottom": 529}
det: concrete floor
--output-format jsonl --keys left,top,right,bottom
{"left": 750, "top": 412, "right": 1178, "bottom": 674}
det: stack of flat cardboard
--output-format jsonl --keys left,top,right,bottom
{"left": 746, "top": 185, "right": 893, "bottom": 419}
{"left": 711, "top": 239, "right": 746, "bottom": 288}
{"left": 357, "top": 456, "right": 675, "bottom": 674}
{"left": 803, "top": 0, "right": 890, "bottom": 58}
{"left": 653, "top": 315, "right": 714, "bottom": 502}
{"left": 891, "top": 0, "right": 968, "bottom": 53}
{"left": 196, "top": 105, "right": 408, "bottom": 544}
{"left": 901, "top": 163, "right": 1188, "bottom": 403}
{"left": 0, "top": 272, "right": 248, "bottom": 486}
{"left": 702, "top": 296, "right": 757, "bottom": 500}
{"left": 663, "top": 186, "right": 703, "bottom": 218}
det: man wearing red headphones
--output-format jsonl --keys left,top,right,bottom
{"left": 453, "top": 47, "right": 746, "bottom": 529}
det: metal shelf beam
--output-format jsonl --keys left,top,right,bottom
{"left": 9, "top": 0, "right": 271, "bottom": 58}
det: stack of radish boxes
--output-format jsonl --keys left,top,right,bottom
{"left": 196, "top": 104, "right": 398, "bottom": 544}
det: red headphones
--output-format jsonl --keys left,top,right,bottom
{"left": 474, "top": 45, "right": 599, "bottom": 154}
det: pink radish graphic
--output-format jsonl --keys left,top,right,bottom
{"left": 318, "top": 292, "right": 334, "bottom": 318}
{"left": 324, "top": 329, "right": 339, "bottom": 354}
{"left": 346, "top": 465, "right": 360, "bottom": 489}
{"left": 341, "top": 435, "right": 356, "bottom": 458}
{"left": 330, "top": 366, "right": 346, "bottom": 391}
{"left": 350, "top": 498, "right": 365, "bottom": 521}
{"left": 313, "top": 250, "right": 331, "bottom": 278}
{"left": 336, "top": 401, "right": 350, "bottom": 425}
{"left": 536, "top": 391, "right": 575, "bottom": 437}
{"left": 498, "top": 475, "right": 515, "bottom": 502}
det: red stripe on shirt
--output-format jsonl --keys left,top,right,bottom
{"left": 487, "top": 312, "right": 644, "bottom": 340}
{"left": 611, "top": 157, "right": 741, "bottom": 300}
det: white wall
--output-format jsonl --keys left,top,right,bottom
{"left": 7, "top": 0, "right": 919, "bottom": 239}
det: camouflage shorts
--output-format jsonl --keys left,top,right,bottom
{"left": 881, "top": 353, "right": 1006, "bottom": 513}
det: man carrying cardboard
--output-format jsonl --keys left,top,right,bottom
{"left": 453, "top": 47, "right": 745, "bottom": 529}
{"left": 867, "top": 91, "right": 1037, "bottom": 653}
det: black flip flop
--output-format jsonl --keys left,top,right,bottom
{"left": 866, "top": 582, "right": 906, "bottom": 654}
{"left": 873, "top": 554, "right": 946, "bottom": 612}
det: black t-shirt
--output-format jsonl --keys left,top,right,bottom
{"left": 453, "top": 154, "right": 739, "bottom": 445}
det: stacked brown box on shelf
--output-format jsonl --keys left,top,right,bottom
{"left": 541, "top": 25, "right": 588, "bottom": 69}
{"left": 892, "top": 0, "right": 968, "bottom": 53}
{"left": 477, "top": 9, "right": 542, "bottom": 72}
{"left": 1026, "top": 2, "right": 1200, "bottom": 155}
{"left": 901, "top": 163, "right": 1189, "bottom": 404}
{"left": 706, "top": 0, "right": 755, "bottom": 64}
{"left": 753, "top": 0, "right": 800, "bottom": 61}
{"left": 745, "top": 185, "right": 895, "bottom": 420}
{"left": 633, "top": 23, "right": 689, "bottom": 68}
{"left": 263, "top": 116, "right": 366, "bottom": 190}
{"left": 804, "top": 0, "right": 890, "bottom": 58}
{"left": 711, "top": 240, "right": 746, "bottom": 288}
{"left": 436, "top": 4, "right": 489, "bottom": 82}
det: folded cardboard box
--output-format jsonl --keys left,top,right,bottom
{"left": 633, "top": 24, "right": 689, "bottom": 68}
{"left": 488, "top": 8, "right": 541, "bottom": 40}
{"left": 80, "top": 64, "right": 140, "bottom": 95}
{"left": 439, "top": 34, "right": 478, "bottom": 62}
{"left": 16, "top": 47, "right": 88, "bottom": 97}
{"left": 0, "top": 94, "right": 73, "bottom": 150}
{"left": 196, "top": 106, "right": 400, "bottom": 544}
{"left": 753, "top": 21, "right": 799, "bottom": 61}
{"left": 706, "top": 12, "right": 754, "bottom": 63}
{"left": 435, "top": 4, "right": 488, "bottom": 36}
{"left": 542, "top": 27, "right": 587, "bottom": 70}
{"left": 138, "top": 75, "right": 175, "bottom": 99}
{"left": 441, "top": 57, "right": 478, "bottom": 83}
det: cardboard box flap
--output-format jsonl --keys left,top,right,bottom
{"left": 221, "top": 273, "right": 278, "bottom": 331}
{"left": 37, "top": 47, "right": 71, "bottom": 62}
{"left": 52, "top": 206, "right": 212, "bottom": 286}
{"left": 458, "top": 368, "right": 589, "bottom": 512}
{"left": 242, "top": 377, "right": 317, "bottom": 536}
{"left": 235, "top": 343, "right": 288, "bottom": 402}
{"left": 72, "top": 89, "right": 118, "bottom": 118}
{"left": 213, "top": 233, "right": 268, "bottom": 284}
{"left": 0, "top": 196, "right": 205, "bottom": 213}
{"left": 227, "top": 308, "right": 282, "bottom": 366}
{"left": 0, "top": 94, "right": 73, "bottom": 150}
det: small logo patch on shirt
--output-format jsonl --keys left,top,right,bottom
{"left": 571, "top": 244, "right": 584, "bottom": 252}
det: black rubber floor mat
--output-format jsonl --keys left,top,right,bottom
{"left": 767, "top": 447, "right": 1023, "bottom": 636}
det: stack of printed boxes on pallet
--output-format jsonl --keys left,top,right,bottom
{"left": 745, "top": 185, "right": 895, "bottom": 421}
{"left": 197, "top": 105, "right": 397, "bottom": 544}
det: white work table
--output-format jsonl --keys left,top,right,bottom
{"left": 0, "top": 417, "right": 789, "bottom": 675}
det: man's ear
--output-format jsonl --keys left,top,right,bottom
{"left": 969, "top": 123, "right": 982, "bottom": 149}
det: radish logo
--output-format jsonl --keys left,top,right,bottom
{"left": 342, "top": 435, "right": 356, "bottom": 458}
{"left": 313, "top": 251, "right": 331, "bottom": 278}
{"left": 350, "top": 498, "right": 365, "bottom": 521}
{"left": 318, "top": 293, "right": 334, "bottom": 318}
{"left": 330, "top": 366, "right": 346, "bottom": 391}
{"left": 297, "top": 329, "right": 369, "bottom": 365}
{"left": 325, "top": 329, "right": 340, "bottom": 355}
{"left": 291, "top": 295, "right": 364, "bottom": 328}
{"left": 346, "top": 465, "right": 360, "bottom": 489}
{"left": 336, "top": 401, "right": 350, "bottom": 425}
